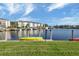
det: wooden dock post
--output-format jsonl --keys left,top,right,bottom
{"left": 50, "top": 29, "right": 52, "bottom": 40}
{"left": 45, "top": 29, "right": 47, "bottom": 39}
{"left": 71, "top": 30, "right": 74, "bottom": 41}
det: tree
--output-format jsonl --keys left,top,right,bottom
{"left": 25, "top": 24, "right": 30, "bottom": 37}
{"left": 43, "top": 24, "right": 48, "bottom": 29}
{"left": 10, "top": 22, "right": 18, "bottom": 28}
{"left": 25, "top": 24, "right": 30, "bottom": 29}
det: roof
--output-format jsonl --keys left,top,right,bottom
{"left": 0, "top": 18, "right": 9, "bottom": 21}
{"left": 18, "top": 20, "right": 43, "bottom": 24}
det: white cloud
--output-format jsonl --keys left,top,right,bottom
{"left": 0, "top": 6, "right": 3, "bottom": 10}
{"left": 48, "top": 3, "right": 68, "bottom": 12}
{"left": 5, "top": 3, "right": 21, "bottom": 15}
{"left": 71, "top": 9, "right": 79, "bottom": 17}
{"left": 17, "top": 17, "right": 34, "bottom": 22}
{"left": 0, "top": 5, "right": 6, "bottom": 16}
{"left": 23, "top": 3, "right": 34, "bottom": 16}
{"left": 5, "top": 3, "right": 34, "bottom": 15}
{"left": 58, "top": 17, "right": 79, "bottom": 25}
{"left": 0, "top": 11, "right": 6, "bottom": 17}
{"left": 17, "top": 17, "right": 40, "bottom": 22}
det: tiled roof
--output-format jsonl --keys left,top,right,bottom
{"left": 18, "top": 20, "right": 43, "bottom": 24}
{"left": 0, "top": 18, "right": 8, "bottom": 21}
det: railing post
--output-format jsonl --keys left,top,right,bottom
{"left": 72, "top": 30, "right": 74, "bottom": 41}
{"left": 38, "top": 29, "right": 41, "bottom": 37}
{"left": 50, "top": 29, "right": 52, "bottom": 40}
{"left": 45, "top": 29, "right": 47, "bottom": 40}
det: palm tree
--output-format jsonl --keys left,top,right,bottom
{"left": 10, "top": 22, "right": 18, "bottom": 28}
{"left": 25, "top": 24, "right": 30, "bottom": 37}
{"left": 25, "top": 24, "right": 30, "bottom": 29}
{"left": 43, "top": 24, "right": 48, "bottom": 29}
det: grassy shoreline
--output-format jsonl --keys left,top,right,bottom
{"left": 0, "top": 41, "right": 79, "bottom": 56}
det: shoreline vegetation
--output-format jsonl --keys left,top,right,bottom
{"left": 0, "top": 41, "right": 79, "bottom": 56}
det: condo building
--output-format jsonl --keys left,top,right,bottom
{"left": 17, "top": 21, "right": 44, "bottom": 28}
{"left": 0, "top": 18, "right": 10, "bottom": 28}
{"left": 0, "top": 18, "right": 45, "bottom": 29}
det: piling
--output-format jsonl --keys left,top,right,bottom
{"left": 50, "top": 29, "right": 52, "bottom": 40}
{"left": 71, "top": 30, "right": 74, "bottom": 41}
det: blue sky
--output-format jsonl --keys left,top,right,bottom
{"left": 0, "top": 3, "right": 79, "bottom": 25}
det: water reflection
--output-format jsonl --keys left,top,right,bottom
{"left": 0, "top": 31, "right": 5, "bottom": 40}
{"left": 0, "top": 29, "right": 79, "bottom": 40}
{"left": 5, "top": 31, "right": 11, "bottom": 40}
{"left": 11, "top": 31, "right": 19, "bottom": 40}
{"left": 17, "top": 29, "right": 44, "bottom": 40}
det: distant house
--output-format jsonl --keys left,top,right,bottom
{"left": 17, "top": 21, "right": 44, "bottom": 29}
{"left": 0, "top": 18, "right": 10, "bottom": 28}
{"left": 0, "top": 18, "right": 47, "bottom": 29}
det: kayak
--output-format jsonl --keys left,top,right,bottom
{"left": 19, "top": 37, "right": 44, "bottom": 41}
{"left": 70, "top": 38, "right": 79, "bottom": 41}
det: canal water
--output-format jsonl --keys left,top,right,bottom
{"left": 0, "top": 29, "right": 79, "bottom": 40}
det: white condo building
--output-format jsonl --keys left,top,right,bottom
{"left": 0, "top": 18, "right": 10, "bottom": 28}
{"left": 0, "top": 18, "right": 45, "bottom": 29}
{"left": 17, "top": 21, "right": 44, "bottom": 28}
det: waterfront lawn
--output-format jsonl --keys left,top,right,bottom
{"left": 0, "top": 41, "right": 79, "bottom": 56}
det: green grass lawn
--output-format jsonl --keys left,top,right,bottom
{"left": 0, "top": 41, "right": 79, "bottom": 56}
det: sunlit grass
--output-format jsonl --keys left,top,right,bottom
{"left": 0, "top": 41, "right": 79, "bottom": 56}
